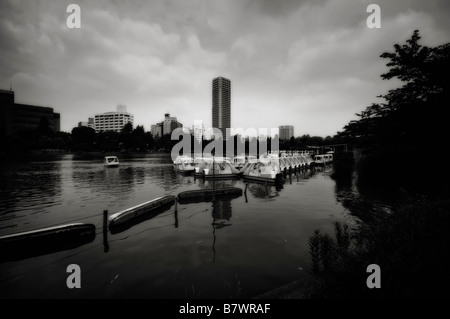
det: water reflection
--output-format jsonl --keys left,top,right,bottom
{"left": 0, "top": 161, "right": 62, "bottom": 233}
{"left": 212, "top": 199, "right": 232, "bottom": 226}
{"left": 211, "top": 198, "right": 234, "bottom": 263}
{"left": 328, "top": 157, "right": 397, "bottom": 227}
{"left": 245, "top": 183, "right": 280, "bottom": 200}
{"left": 0, "top": 153, "right": 353, "bottom": 299}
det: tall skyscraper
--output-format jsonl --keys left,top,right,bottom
{"left": 212, "top": 77, "right": 231, "bottom": 140}
{"left": 279, "top": 125, "right": 294, "bottom": 140}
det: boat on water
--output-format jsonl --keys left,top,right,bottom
{"left": 302, "top": 153, "right": 315, "bottom": 168}
{"left": 241, "top": 153, "right": 282, "bottom": 184}
{"left": 173, "top": 155, "right": 195, "bottom": 174}
{"left": 314, "top": 153, "right": 333, "bottom": 166}
{"left": 201, "top": 158, "right": 240, "bottom": 179}
{"left": 104, "top": 156, "right": 120, "bottom": 167}
{"left": 193, "top": 157, "right": 213, "bottom": 175}
{"left": 232, "top": 155, "right": 257, "bottom": 170}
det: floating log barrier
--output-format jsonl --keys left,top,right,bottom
{"left": 0, "top": 223, "right": 96, "bottom": 263}
{"left": 108, "top": 195, "right": 176, "bottom": 234}
{"left": 177, "top": 187, "right": 242, "bottom": 205}
{"left": 103, "top": 210, "right": 109, "bottom": 253}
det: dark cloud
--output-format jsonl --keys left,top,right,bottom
{"left": 1, "top": 0, "right": 449, "bottom": 136}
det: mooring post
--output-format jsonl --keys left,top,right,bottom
{"left": 174, "top": 199, "right": 178, "bottom": 228}
{"left": 212, "top": 156, "right": 216, "bottom": 202}
{"left": 103, "top": 209, "right": 109, "bottom": 253}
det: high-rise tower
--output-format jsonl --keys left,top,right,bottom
{"left": 212, "top": 77, "right": 231, "bottom": 140}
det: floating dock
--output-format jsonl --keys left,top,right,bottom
{"left": 177, "top": 187, "right": 243, "bottom": 204}
{"left": 108, "top": 195, "right": 176, "bottom": 233}
{"left": 0, "top": 223, "right": 96, "bottom": 262}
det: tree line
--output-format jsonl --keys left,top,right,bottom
{"left": 2, "top": 119, "right": 345, "bottom": 154}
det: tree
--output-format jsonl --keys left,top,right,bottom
{"left": 144, "top": 132, "right": 155, "bottom": 150}
{"left": 71, "top": 126, "right": 95, "bottom": 151}
{"left": 131, "top": 125, "right": 146, "bottom": 151}
{"left": 122, "top": 122, "right": 133, "bottom": 134}
{"left": 338, "top": 30, "right": 450, "bottom": 192}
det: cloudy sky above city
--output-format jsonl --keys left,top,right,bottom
{"left": 1, "top": 0, "right": 449, "bottom": 137}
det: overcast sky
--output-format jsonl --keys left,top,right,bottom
{"left": 1, "top": 0, "right": 449, "bottom": 137}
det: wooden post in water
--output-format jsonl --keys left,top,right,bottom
{"left": 103, "top": 209, "right": 109, "bottom": 253}
{"left": 212, "top": 156, "right": 216, "bottom": 202}
{"left": 244, "top": 183, "right": 248, "bottom": 203}
{"left": 174, "top": 199, "right": 178, "bottom": 228}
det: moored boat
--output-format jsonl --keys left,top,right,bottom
{"left": 232, "top": 155, "right": 257, "bottom": 172}
{"left": 193, "top": 157, "right": 213, "bottom": 175}
{"left": 202, "top": 159, "right": 240, "bottom": 179}
{"left": 241, "top": 153, "right": 282, "bottom": 184}
{"left": 314, "top": 153, "right": 333, "bottom": 166}
{"left": 173, "top": 155, "right": 195, "bottom": 174}
{"left": 104, "top": 156, "right": 120, "bottom": 167}
{"left": 302, "top": 153, "right": 315, "bottom": 168}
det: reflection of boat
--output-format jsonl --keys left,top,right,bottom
{"left": 241, "top": 153, "right": 282, "bottom": 184}
{"left": 202, "top": 159, "right": 240, "bottom": 179}
{"left": 104, "top": 156, "right": 120, "bottom": 167}
{"left": 0, "top": 223, "right": 96, "bottom": 262}
{"left": 173, "top": 155, "right": 195, "bottom": 174}
{"left": 246, "top": 183, "right": 280, "bottom": 199}
{"left": 109, "top": 196, "right": 176, "bottom": 234}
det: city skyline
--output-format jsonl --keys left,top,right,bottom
{"left": 1, "top": 1, "right": 449, "bottom": 137}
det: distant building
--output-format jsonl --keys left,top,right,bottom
{"left": 163, "top": 113, "right": 182, "bottom": 135}
{"left": 151, "top": 113, "right": 182, "bottom": 137}
{"left": 192, "top": 120, "right": 205, "bottom": 141}
{"left": 94, "top": 105, "right": 134, "bottom": 133}
{"left": 212, "top": 77, "right": 231, "bottom": 140}
{"left": 279, "top": 125, "right": 294, "bottom": 140}
{"left": 0, "top": 89, "right": 60, "bottom": 137}
{"left": 151, "top": 123, "right": 162, "bottom": 138}
{"left": 78, "top": 117, "right": 94, "bottom": 129}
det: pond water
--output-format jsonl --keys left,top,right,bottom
{"left": 0, "top": 152, "right": 350, "bottom": 299}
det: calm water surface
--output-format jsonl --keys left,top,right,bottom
{"left": 0, "top": 153, "right": 349, "bottom": 298}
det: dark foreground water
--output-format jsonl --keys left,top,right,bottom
{"left": 0, "top": 152, "right": 349, "bottom": 299}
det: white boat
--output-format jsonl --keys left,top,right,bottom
{"left": 202, "top": 158, "right": 240, "bottom": 179}
{"left": 232, "top": 155, "right": 257, "bottom": 170}
{"left": 232, "top": 155, "right": 246, "bottom": 170}
{"left": 241, "top": 153, "right": 282, "bottom": 183}
{"left": 302, "top": 153, "right": 315, "bottom": 167}
{"left": 314, "top": 154, "right": 333, "bottom": 166}
{"left": 173, "top": 155, "right": 195, "bottom": 174}
{"left": 192, "top": 157, "right": 213, "bottom": 175}
{"left": 104, "top": 156, "right": 120, "bottom": 167}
